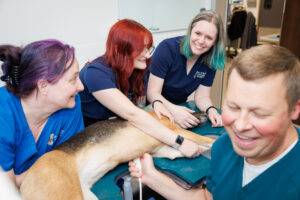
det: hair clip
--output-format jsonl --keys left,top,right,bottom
{"left": 11, "top": 65, "right": 20, "bottom": 86}
{"left": 0, "top": 74, "right": 9, "bottom": 82}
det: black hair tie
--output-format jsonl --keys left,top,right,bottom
{"left": 0, "top": 74, "right": 9, "bottom": 82}
{"left": 1, "top": 65, "right": 21, "bottom": 87}
{"left": 152, "top": 99, "right": 163, "bottom": 109}
{"left": 11, "top": 65, "right": 20, "bottom": 87}
{"left": 205, "top": 106, "right": 217, "bottom": 115}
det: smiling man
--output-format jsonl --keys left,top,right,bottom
{"left": 129, "top": 44, "right": 300, "bottom": 200}
{"left": 209, "top": 44, "right": 300, "bottom": 199}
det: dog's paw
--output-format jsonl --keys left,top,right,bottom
{"left": 152, "top": 145, "right": 183, "bottom": 159}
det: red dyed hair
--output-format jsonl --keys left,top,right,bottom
{"left": 104, "top": 19, "right": 153, "bottom": 103}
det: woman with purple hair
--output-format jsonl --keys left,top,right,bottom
{"left": 0, "top": 39, "right": 84, "bottom": 187}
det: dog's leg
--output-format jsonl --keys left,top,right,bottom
{"left": 149, "top": 112, "right": 215, "bottom": 146}
{"left": 152, "top": 145, "right": 183, "bottom": 159}
{"left": 150, "top": 124, "right": 214, "bottom": 160}
{"left": 179, "top": 129, "right": 215, "bottom": 145}
{"left": 20, "top": 151, "right": 84, "bottom": 200}
{"left": 81, "top": 184, "right": 98, "bottom": 200}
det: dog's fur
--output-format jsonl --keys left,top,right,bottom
{"left": 20, "top": 112, "right": 214, "bottom": 200}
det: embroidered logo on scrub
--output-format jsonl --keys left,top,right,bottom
{"left": 47, "top": 129, "right": 64, "bottom": 146}
{"left": 194, "top": 71, "right": 206, "bottom": 79}
{"left": 47, "top": 133, "right": 56, "bottom": 146}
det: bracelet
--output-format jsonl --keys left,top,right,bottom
{"left": 205, "top": 106, "right": 217, "bottom": 115}
{"left": 151, "top": 99, "right": 163, "bottom": 109}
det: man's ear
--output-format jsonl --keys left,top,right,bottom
{"left": 36, "top": 79, "right": 48, "bottom": 95}
{"left": 290, "top": 100, "right": 300, "bottom": 120}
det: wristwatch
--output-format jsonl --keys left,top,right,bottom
{"left": 172, "top": 135, "right": 185, "bottom": 150}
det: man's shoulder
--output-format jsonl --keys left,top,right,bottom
{"left": 281, "top": 139, "right": 300, "bottom": 197}
{"left": 297, "top": 127, "right": 300, "bottom": 136}
{"left": 213, "top": 133, "right": 232, "bottom": 149}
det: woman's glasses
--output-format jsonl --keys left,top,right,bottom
{"left": 143, "top": 46, "right": 155, "bottom": 56}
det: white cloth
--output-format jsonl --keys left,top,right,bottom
{"left": 0, "top": 169, "right": 21, "bottom": 200}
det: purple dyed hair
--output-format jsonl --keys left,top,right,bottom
{"left": 0, "top": 39, "right": 75, "bottom": 97}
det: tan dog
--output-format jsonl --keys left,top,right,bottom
{"left": 20, "top": 112, "right": 214, "bottom": 200}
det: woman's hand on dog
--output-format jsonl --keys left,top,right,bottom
{"left": 179, "top": 139, "right": 204, "bottom": 158}
{"left": 169, "top": 105, "right": 200, "bottom": 129}
{"left": 153, "top": 101, "right": 174, "bottom": 123}
{"left": 207, "top": 108, "right": 223, "bottom": 127}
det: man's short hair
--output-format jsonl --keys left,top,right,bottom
{"left": 227, "top": 44, "right": 300, "bottom": 110}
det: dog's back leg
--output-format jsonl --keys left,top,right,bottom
{"left": 81, "top": 184, "right": 98, "bottom": 200}
{"left": 20, "top": 151, "right": 84, "bottom": 200}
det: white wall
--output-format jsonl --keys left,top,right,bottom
{"left": 0, "top": 0, "right": 192, "bottom": 86}
{"left": 0, "top": 0, "right": 118, "bottom": 66}
{"left": 0, "top": 0, "right": 224, "bottom": 107}
{"left": 118, "top": 0, "right": 212, "bottom": 33}
{"left": 0, "top": 0, "right": 193, "bottom": 66}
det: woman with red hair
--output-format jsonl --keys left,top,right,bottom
{"left": 79, "top": 19, "right": 200, "bottom": 157}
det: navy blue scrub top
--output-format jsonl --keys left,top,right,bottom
{"left": 79, "top": 57, "right": 116, "bottom": 120}
{"left": 150, "top": 36, "right": 216, "bottom": 104}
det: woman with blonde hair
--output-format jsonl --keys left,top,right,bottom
{"left": 147, "top": 10, "right": 226, "bottom": 129}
